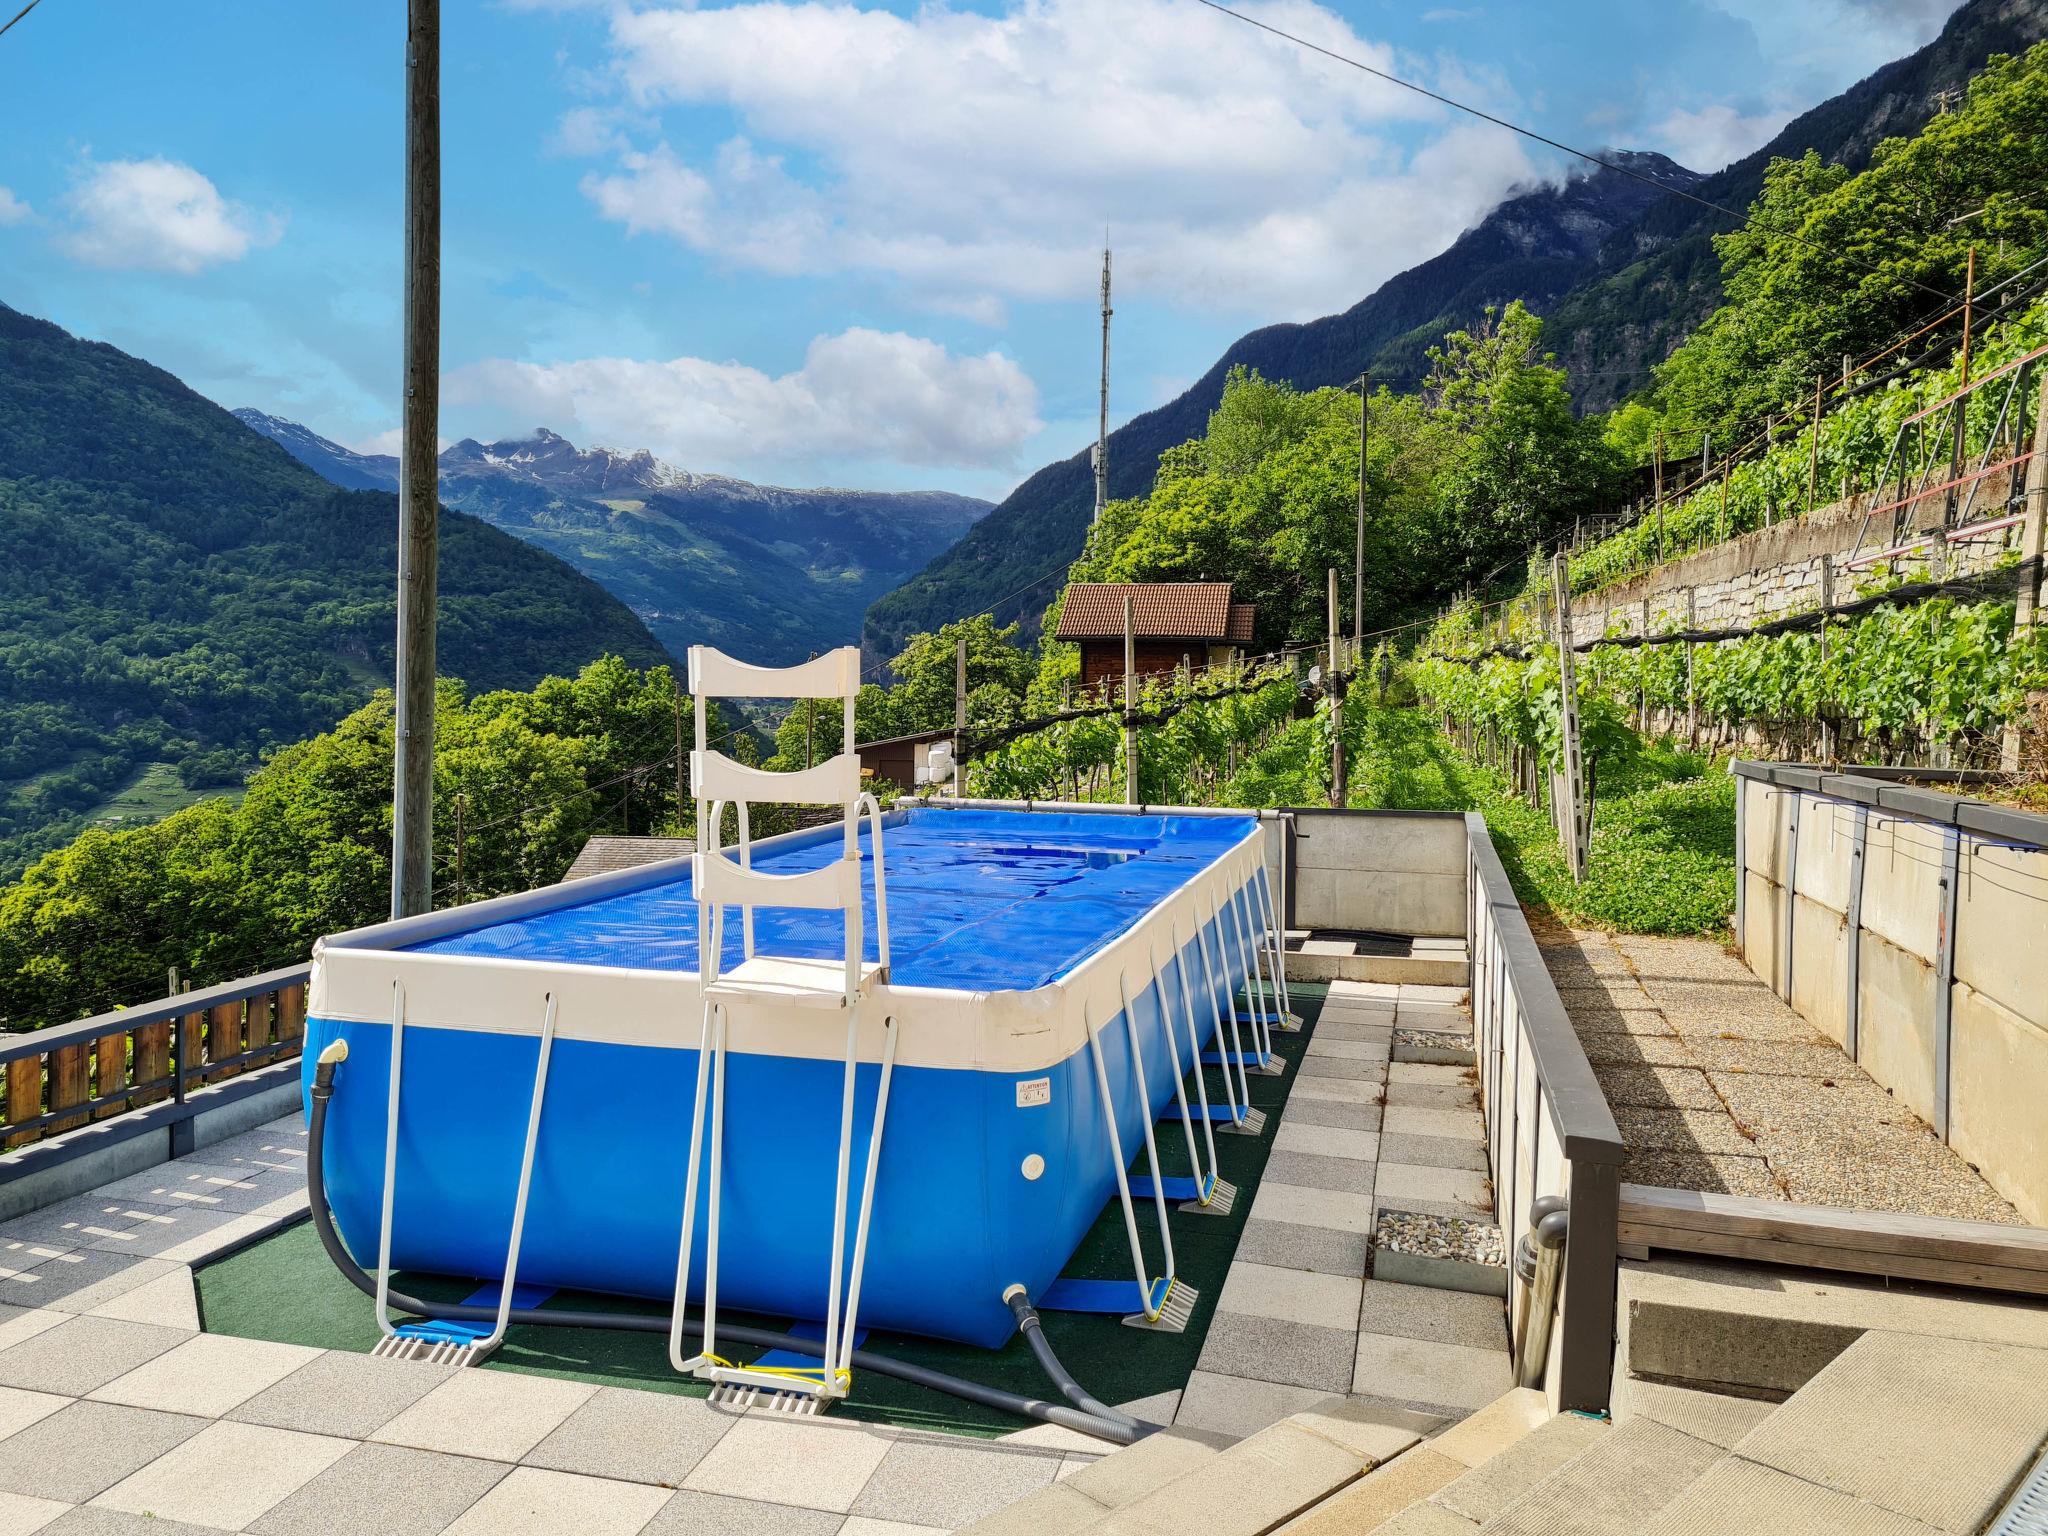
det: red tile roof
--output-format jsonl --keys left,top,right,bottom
{"left": 1056, "top": 582, "right": 1251, "bottom": 641}
{"left": 1225, "top": 603, "right": 1257, "bottom": 644}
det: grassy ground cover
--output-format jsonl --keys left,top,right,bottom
{"left": 195, "top": 985, "right": 1333, "bottom": 1439}
{"left": 1352, "top": 708, "right": 1735, "bottom": 937}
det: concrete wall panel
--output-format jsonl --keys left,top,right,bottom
{"left": 1792, "top": 798, "right": 1853, "bottom": 916}
{"left": 1295, "top": 867, "right": 1463, "bottom": 938}
{"left": 1858, "top": 813, "right": 1945, "bottom": 962}
{"left": 1947, "top": 981, "right": 2048, "bottom": 1225}
{"left": 1743, "top": 782, "right": 1794, "bottom": 886}
{"left": 1743, "top": 870, "right": 1783, "bottom": 993}
{"left": 1291, "top": 812, "right": 1465, "bottom": 875}
{"left": 1953, "top": 838, "right": 2048, "bottom": 1023}
{"left": 1855, "top": 930, "right": 1938, "bottom": 1126}
{"left": 1789, "top": 894, "right": 1850, "bottom": 1050}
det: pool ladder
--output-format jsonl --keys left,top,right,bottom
{"left": 669, "top": 645, "right": 896, "bottom": 1415}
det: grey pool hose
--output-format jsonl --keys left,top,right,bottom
{"left": 306, "top": 1041, "right": 1158, "bottom": 1445}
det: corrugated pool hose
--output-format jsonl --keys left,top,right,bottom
{"left": 306, "top": 1041, "right": 1159, "bottom": 1445}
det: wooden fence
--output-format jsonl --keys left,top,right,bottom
{"left": 0, "top": 966, "right": 311, "bottom": 1152}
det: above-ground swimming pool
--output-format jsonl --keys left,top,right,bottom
{"left": 303, "top": 805, "right": 1279, "bottom": 1348}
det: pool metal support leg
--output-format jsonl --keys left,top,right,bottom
{"left": 375, "top": 991, "right": 561, "bottom": 1367}
{"left": 1140, "top": 936, "right": 1234, "bottom": 1217}
{"left": 1193, "top": 906, "right": 1266, "bottom": 1138}
{"left": 1224, "top": 889, "right": 1285, "bottom": 1074}
{"left": 1252, "top": 865, "right": 1300, "bottom": 1029}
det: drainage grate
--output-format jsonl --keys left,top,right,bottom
{"left": 1988, "top": 1447, "right": 2048, "bottom": 1536}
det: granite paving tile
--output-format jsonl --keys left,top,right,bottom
{"left": 0, "top": 1253, "right": 172, "bottom": 1315}
{"left": 1195, "top": 1310, "right": 1354, "bottom": 1393}
{"left": 0, "top": 1313, "right": 63, "bottom": 1355}
{"left": 1296, "top": 1055, "right": 1381, "bottom": 1082}
{"left": 89, "top": 1333, "right": 320, "bottom": 1417}
{"left": 851, "top": 1438, "right": 1062, "bottom": 1529}
{"left": 1376, "top": 1163, "right": 1490, "bottom": 1209}
{"left": 439, "top": 1466, "right": 670, "bottom": 1536}
{"left": 36, "top": 1510, "right": 222, "bottom": 1536}
{"left": 373, "top": 1368, "right": 596, "bottom": 1462}
{"left": 1677, "top": 1037, "right": 1860, "bottom": 1076}
{"left": 232, "top": 1350, "right": 455, "bottom": 1440}
{"left": 86, "top": 1269, "right": 198, "bottom": 1330}
{"left": 1232, "top": 1219, "right": 1371, "bottom": 1278}
{"left": 0, "top": 1389, "right": 62, "bottom": 1448}
{"left": 1303, "top": 1037, "right": 1389, "bottom": 1063}
{"left": 1313, "top": 1019, "right": 1394, "bottom": 1044}
{"left": 1352, "top": 1334, "right": 1511, "bottom": 1414}
{"left": 643, "top": 1491, "right": 843, "bottom": 1535}
{"left": 90, "top": 1420, "right": 350, "bottom": 1531}
{"left": 92, "top": 1163, "right": 298, "bottom": 1216}
{"left": 1260, "top": 1150, "right": 1378, "bottom": 1196}
{"left": 1579, "top": 1033, "right": 1698, "bottom": 1067}
{"left": 249, "top": 1442, "right": 508, "bottom": 1536}
{"left": 1272, "top": 1122, "right": 1379, "bottom": 1163}
{"left": 0, "top": 1317, "right": 184, "bottom": 1397}
{"left": 841, "top": 1518, "right": 949, "bottom": 1536}
{"left": 1279, "top": 1098, "right": 1383, "bottom": 1133}
{"left": 196, "top": 1124, "right": 308, "bottom": 1174}
{"left": 1355, "top": 1280, "right": 1508, "bottom": 1352}
{"left": 1377, "top": 1133, "right": 1489, "bottom": 1173}
{"left": 1173, "top": 1370, "right": 1328, "bottom": 1439}
{"left": 0, "top": 1491, "right": 66, "bottom": 1536}
{"left": 522, "top": 1385, "right": 734, "bottom": 1486}
{"left": 0, "top": 1203, "right": 144, "bottom": 1254}
{"left": 1215, "top": 1262, "right": 1362, "bottom": 1330}
{"left": 1383, "top": 1082, "right": 1478, "bottom": 1111}
{"left": 85, "top": 1204, "right": 251, "bottom": 1261}
{"left": 1381, "top": 1106, "right": 1484, "bottom": 1141}
{"left": 0, "top": 1401, "right": 206, "bottom": 1503}
{"left": 1247, "top": 1182, "right": 1377, "bottom": 1236}
{"left": 1287, "top": 1075, "right": 1384, "bottom": 1106}
{"left": 681, "top": 1416, "right": 895, "bottom": 1513}
{"left": 1386, "top": 1063, "right": 1469, "bottom": 1087}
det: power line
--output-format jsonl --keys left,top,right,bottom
{"left": 1190, "top": 0, "right": 1959, "bottom": 306}
{"left": 0, "top": 0, "right": 42, "bottom": 41}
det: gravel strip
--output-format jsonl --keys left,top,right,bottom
{"left": 1373, "top": 1210, "right": 1505, "bottom": 1266}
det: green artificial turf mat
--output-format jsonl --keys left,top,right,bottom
{"left": 196, "top": 983, "right": 1332, "bottom": 1438}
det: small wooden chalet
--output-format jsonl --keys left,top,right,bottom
{"left": 1054, "top": 582, "right": 1256, "bottom": 689}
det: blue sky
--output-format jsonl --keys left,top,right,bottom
{"left": 0, "top": 0, "right": 1957, "bottom": 500}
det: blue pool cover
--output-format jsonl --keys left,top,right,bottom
{"left": 413, "top": 807, "right": 1258, "bottom": 993}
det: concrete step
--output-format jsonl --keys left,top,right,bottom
{"left": 1078, "top": 1396, "right": 1434, "bottom": 1536}
{"left": 1477, "top": 1417, "right": 1720, "bottom": 1535}
{"left": 1392, "top": 1027, "right": 1476, "bottom": 1067}
{"left": 1618, "top": 1255, "right": 2048, "bottom": 1401}
{"left": 1273, "top": 1389, "right": 1547, "bottom": 1536}
{"left": 1286, "top": 938, "right": 1468, "bottom": 988}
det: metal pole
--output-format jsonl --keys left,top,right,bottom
{"left": 953, "top": 636, "right": 966, "bottom": 799}
{"left": 805, "top": 652, "right": 816, "bottom": 770}
{"left": 2000, "top": 372, "right": 2048, "bottom": 771}
{"left": 1123, "top": 594, "right": 1138, "bottom": 805}
{"left": 453, "top": 792, "right": 465, "bottom": 905}
{"left": 1094, "top": 245, "right": 1111, "bottom": 525}
{"left": 1806, "top": 374, "right": 1822, "bottom": 515}
{"left": 389, "top": 0, "right": 441, "bottom": 919}
{"left": 1953, "top": 245, "right": 1976, "bottom": 518}
{"left": 673, "top": 684, "right": 686, "bottom": 831}
{"left": 1354, "top": 372, "right": 1369, "bottom": 648}
{"left": 1326, "top": 568, "right": 1345, "bottom": 809}
{"left": 1551, "top": 554, "right": 1586, "bottom": 882}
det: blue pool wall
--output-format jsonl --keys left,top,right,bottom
{"left": 302, "top": 877, "right": 1263, "bottom": 1349}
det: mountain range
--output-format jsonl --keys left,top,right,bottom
{"left": 0, "top": 304, "right": 666, "bottom": 879}
{"left": 238, "top": 412, "right": 991, "bottom": 667}
{"left": 861, "top": 0, "right": 2048, "bottom": 666}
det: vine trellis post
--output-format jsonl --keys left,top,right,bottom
{"left": 2001, "top": 371, "right": 2048, "bottom": 771}
{"left": 1549, "top": 554, "right": 1588, "bottom": 882}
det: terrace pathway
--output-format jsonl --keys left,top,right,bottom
{"left": 1536, "top": 923, "right": 2021, "bottom": 1222}
{"left": 1178, "top": 981, "right": 1512, "bottom": 1440}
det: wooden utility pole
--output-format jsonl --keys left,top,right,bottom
{"left": 389, "top": 0, "right": 441, "bottom": 919}
{"left": 1653, "top": 432, "right": 1666, "bottom": 562}
{"left": 953, "top": 636, "right": 967, "bottom": 799}
{"left": 1326, "top": 568, "right": 1345, "bottom": 809}
{"left": 453, "top": 793, "right": 465, "bottom": 905}
{"left": 1122, "top": 595, "right": 1138, "bottom": 804}
{"left": 1953, "top": 245, "right": 1977, "bottom": 516}
{"left": 672, "top": 684, "right": 686, "bottom": 830}
{"left": 1093, "top": 245, "right": 1111, "bottom": 525}
{"left": 1354, "top": 373, "right": 1369, "bottom": 649}
{"left": 1818, "top": 556, "right": 1836, "bottom": 764}
{"left": 805, "top": 651, "right": 817, "bottom": 770}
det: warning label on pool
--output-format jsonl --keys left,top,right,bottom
{"left": 1015, "top": 1077, "right": 1051, "bottom": 1108}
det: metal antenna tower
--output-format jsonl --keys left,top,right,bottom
{"left": 1093, "top": 243, "right": 1112, "bottom": 524}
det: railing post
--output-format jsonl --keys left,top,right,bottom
{"left": 4, "top": 1056, "right": 42, "bottom": 1151}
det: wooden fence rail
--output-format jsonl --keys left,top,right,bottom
{"left": 0, "top": 966, "right": 311, "bottom": 1153}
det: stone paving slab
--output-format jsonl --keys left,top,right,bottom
{"left": 850, "top": 1436, "right": 1062, "bottom": 1529}
{"left": 4, "top": 1253, "right": 171, "bottom": 1316}
{"left": 1233, "top": 1220, "right": 1371, "bottom": 1278}
{"left": 1197, "top": 1311, "right": 1355, "bottom": 1393}
{"left": 1642, "top": 1454, "right": 1944, "bottom": 1535}
{"left": 1356, "top": 1281, "right": 1507, "bottom": 1352}
{"left": 439, "top": 1465, "right": 670, "bottom": 1536}
{"left": 1272, "top": 1121, "right": 1378, "bottom": 1163}
{"left": 520, "top": 1383, "right": 733, "bottom": 1487}
{"left": 1216, "top": 1263, "right": 1363, "bottom": 1331}
{"left": 1351, "top": 1333, "right": 1511, "bottom": 1415}
{"left": 90, "top": 1333, "right": 319, "bottom": 1418}
{"left": 0, "top": 1317, "right": 184, "bottom": 1398}
{"left": 1248, "top": 1182, "right": 1378, "bottom": 1236}
{"left": 1261, "top": 1150, "right": 1378, "bottom": 1196}
{"left": 247, "top": 1442, "right": 508, "bottom": 1536}
{"left": 1375, "top": 1163, "right": 1489, "bottom": 1209}
{"left": 372, "top": 1369, "right": 597, "bottom": 1463}
{"left": 91, "top": 1420, "right": 351, "bottom": 1531}
{"left": 680, "top": 1416, "right": 896, "bottom": 1513}
{"left": 1621, "top": 1149, "right": 1778, "bottom": 1199}
{"left": 231, "top": 1350, "right": 454, "bottom": 1441}
{"left": 1377, "top": 1132, "right": 1488, "bottom": 1173}
{"left": 1592, "top": 1063, "right": 1722, "bottom": 1111}
{"left": 0, "top": 1401, "right": 206, "bottom": 1504}
{"left": 644, "top": 1490, "right": 843, "bottom": 1535}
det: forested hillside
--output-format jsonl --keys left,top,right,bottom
{"left": 862, "top": 0, "right": 2047, "bottom": 666}
{"left": 0, "top": 304, "right": 667, "bottom": 878}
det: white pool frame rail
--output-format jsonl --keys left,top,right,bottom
{"left": 670, "top": 644, "right": 895, "bottom": 1412}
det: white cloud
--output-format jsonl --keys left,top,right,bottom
{"left": 0, "top": 187, "right": 30, "bottom": 226}
{"left": 565, "top": 0, "right": 1538, "bottom": 321}
{"left": 446, "top": 328, "right": 1042, "bottom": 474}
{"left": 60, "top": 157, "right": 282, "bottom": 274}
{"left": 1648, "top": 102, "right": 1796, "bottom": 172}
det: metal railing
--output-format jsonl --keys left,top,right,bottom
{"left": 0, "top": 965, "right": 311, "bottom": 1158}
{"left": 1465, "top": 812, "right": 1626, "bottom": 1411}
